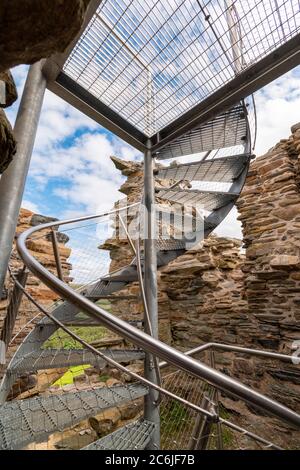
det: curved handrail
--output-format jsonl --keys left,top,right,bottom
{"left": 16, "top": 207, "right": 300, "bottom": 429}
{"left": 159, "top": 342, "right": 298, "bottom": 369}
{"left": 9, "top": 271, "right": 283, "bottom": 450}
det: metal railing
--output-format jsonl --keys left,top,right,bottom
{"left": 15, "top": 206, "right": 300, "bottom": 432}
{"left": 4, "top": 269, "right": 292, "bottom": 450}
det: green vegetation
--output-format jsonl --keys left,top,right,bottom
{"left": 44, "top": 301, "right": 112, "bottom": 350}
{"left": 44, "top": 326, "right": 107, "bottom": 350}
{"left": 99, "top": 374, "right": 110, "bottom": 383}
{"left": 96, "top": 299, "right": 112, "bottom": 312}
{"left": 160, "top": 400, "right": 190, "bottom": 448}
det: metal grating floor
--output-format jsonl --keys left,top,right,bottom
{"left": 0, "top": 384, "right": 148, "bottom": 450}
{"left": 83, "top": 419, "right": 156, "bottom": 450}
{"left": 157, "top": 154, "right": 250, "bottom": 183}
{"left": 62, "top": 0, "right": 300, "bottom": 137}
{"left": 157, "top": 188, "right": 238, "bottom": 212}
{"left": 154, "top": 105, "right": 247, "bottom": 160}
{"left": 11, "top": 349, "right": 145, "bottom": 373}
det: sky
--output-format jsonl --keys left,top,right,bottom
{"left": 5, "top": 63, "right": 300, "bottom": 241}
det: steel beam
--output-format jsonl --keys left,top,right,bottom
{"left": 143, "top": 141, "right": 160, "bottom": 449}
{"left": 151, "top": 32, "right": 300, "bottom": 152}
{"left": 47, "top": 73, "right": 148, "bottom": 153}
{"left": 0, "top": 61, "right": 47, "bottom": 293}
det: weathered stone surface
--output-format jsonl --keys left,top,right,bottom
{"left": 270, "top": 255, "right": 300, "bottom": 269}
{"left": 0, "top": 108, "right": 17, "bottom": 173}
{"left": 0, "top": 0, "right": 92, "bottom": 72}
{"left": 0, "top": 70, "right": 18, "bottom": 107}
{"left": 105, "top": 128, "right": 300, "bottom": 447}
{"left": 89, "top": 408, "right": 121, "bottom": 437}
{"left": 0, "top": 208, "right": 72, "bottom": 372}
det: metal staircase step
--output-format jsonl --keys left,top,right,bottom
{"left": 157, "top": 188, "right": 238, "bottom": 212}
{"left": 0, "top": 384, "right": 148, "bottom": 450}
{"left": 10, "top": 349, "right": 145, "bottom": 373}
{"left": 83, "top": 419, "right": 156, "bottom": 450}
{"left": 156, "top": 154, "right": 250, "bottom": 183}
{"left": 86, "top": 281, "right": 128, "bottom": 300}
{"left": 41, "top": 316, "right": 143, "bottom": 328}
{"left": 154, "top": 104, "right": 247, "bottom": 160}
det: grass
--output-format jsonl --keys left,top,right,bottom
{"left": 209, "top": 405, "right": 235, "bottom": 449}
{"left": 160, "top": 400, "right": 191, "bottom": 448}
{"left": 99, "top": 374, "right": 110, "bottom": 383}
{"left": 44, "top": 326, "right": 107, "bottom": 350}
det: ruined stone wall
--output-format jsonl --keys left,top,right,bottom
{"left": 0, "top": 208, "right": 72, "bottom": 364}
{"left": 236, "top": 124, "right": 300, "bottom": 413}
{"left": 104, "top": 130, "right": 300, "bottom": 423}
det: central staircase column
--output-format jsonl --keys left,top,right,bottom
{"left": 143, "top": 139, "right": 160, "bottom": 449}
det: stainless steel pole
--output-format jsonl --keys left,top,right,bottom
{"left": 225, "top": 0, "right": 243, "bottom": 74}
{"left": 0, "top": 61, "right": 46, "bottom": 292}
{"left": 143, "top": 139, "right": 160, "bottom": 449}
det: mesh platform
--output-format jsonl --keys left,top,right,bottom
{"left": 157, "top": 154, "right": 250, "bottom": 182}
{"left": 83, "top": 419, "right": 156, "bottom": 450}
{"left": 11, "top": 349, "right": 145, "bottom": 373}
{"left": 0, "top": 384, "right": 148, "bottom": 450}
{"left": 157, "top": 188, "right": 238, "bottom": 211}
{"left": 63, "top": 0, "right": 300, "bottom": 136}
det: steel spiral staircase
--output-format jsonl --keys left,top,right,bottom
{"left": 1, "top": 95, "right": 300, "bottom": 451}
{"left": 1, "top": 0, "right": 300, "bottom": 451}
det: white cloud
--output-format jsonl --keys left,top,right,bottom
{"left": 22, "top": 199, "right": 40, "bottom": 214}
{"left": 254, "top": 70, "right": 300, "bottom": 156}
{"left": 10, "top": 62, "right": 300, "bottom": 243}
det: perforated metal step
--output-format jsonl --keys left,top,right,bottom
{"left": 0, "top": 384, "right": 148, "bottom": 450}
{"left": 86, "top": 280, "right": 128, "bottom": 300}
{"left": 83, "top": 419, "right": 156, "bottom": 450}
{"left": 157, "top": 188, "right": 238, "bottom": 212}
{"left": 157, "top": 154, "right": 250, "bottom": 183}
{"left": 154, "top": 105, "right": 247, "bottom": 160}
{"left": 10, "top": 349, "right": 145, "bottom": 373}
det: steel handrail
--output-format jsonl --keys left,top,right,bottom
{"left": 16, "top": 207, "right": 300, "bottom": 429}
{"left": 9, "top": 271, "right": 282, "bottom": 450}
{"left": 159, "top": 342, "right": 298, "bottom": 369}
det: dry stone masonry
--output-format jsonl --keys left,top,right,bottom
{"left": 103, "top": 133, "right": 300, "bottom": 444}
{"left": 0, "top": 208, "right": 72, "bottom": 366}
{"left": 0, "top": 108, "right": 16, "bottom": 174}
{"left": 0, "top": 0, "right": 91, "bottom": 72}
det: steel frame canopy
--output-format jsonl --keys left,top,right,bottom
{"left": 43, "top": 0, "right": 300, "bottom": 154}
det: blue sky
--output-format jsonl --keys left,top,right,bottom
{"left": 6, "top": 63, "right": 300, "bottom": 239}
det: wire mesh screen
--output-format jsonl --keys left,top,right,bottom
{"left": 63, "top": 0, "right": 300, "bottom": 136}
{"left": 160, "top": 366, "right": 210, "bottom": 449}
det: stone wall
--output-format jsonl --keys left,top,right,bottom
{"left": 0, "top": 208, "right": 72, "bottom": 365}
{"left": 0, "top": 1, "right": 91, "bottom": 72}
{"left": 236, "top": 124, "right": 300, "bottom": 414}
{"left": 104, "top": 132, "right": 300, "bottom": 429}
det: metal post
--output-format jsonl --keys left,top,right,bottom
{"left": 189, "top": 395, "right": 213, "bottom": 450}
{"left": 225, "top": 0, "right": 243, "bottom": 74}
{"left": 0, "top": 267, "right": 29, "bottom": 364}
{"left": 51, "top": 229, "right": 64, "bottom": 281}
{"left": 143, "top": 140, "right": 160, "bottom": 449}
{"left": 209, "top": 351, "right": 223, "bottom": 450}
{"left": 0, "top": 61, "right": 46, "bottom": 293}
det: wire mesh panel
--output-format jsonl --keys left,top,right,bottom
{"left": 63, "top": 0, "right": 300, "bottom": 136}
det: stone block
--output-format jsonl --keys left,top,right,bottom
{"left": 0, "top": 0, "right": 92, "bottom": 72}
